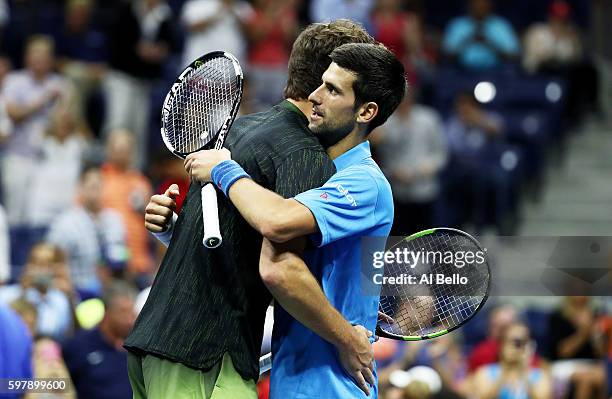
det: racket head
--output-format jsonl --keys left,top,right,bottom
{"left": 376, "top": 227, "right": 490, "bottom": 341}
{"left": 161, "top": 51, "right": 243, "bottom": 158}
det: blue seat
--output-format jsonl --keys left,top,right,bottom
{"left": 501, "top": 111, "right": 551, "bottom": 181}
{"left": 525, "top": 308, "right": 552, "bottom": 356}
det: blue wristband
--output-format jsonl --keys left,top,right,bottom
{"left": 211, "top": 160, "right": 250, "bottom": 197}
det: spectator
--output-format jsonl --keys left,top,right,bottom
{"left": 27, "top": 105, "right": 92, "bottom": 232}
{"left": 412, "top": 336, "right": 470, "bottom": 397}
{"left": 1, "top": 35, "right": 71, "bottom": 227}
{"left": 103, "top": 0, "right": 174, "bottom": 169}
{"left": 180, "top": 0, "right": 253, "bottom": 67}
{"left": 0, "top": 243, "right": 72, "bottom": 340}
{"left": 0, "top": 304, "right": 33, "bottom": 399}
{"left": 371, "top": 0, "right": 425, "bottom": 86}
{"left": 523, "top": 0, "right": 582, "bottom": 73}
{"left": 442, "top": 0, "right": 519, "bottom": 70}
{"left": 244, "top": 0, "right": 297, "bottom": 107}
{"left": 472, "top": 321, "right": 552, "bottom": 399}
{"left": 468, "top": 304, "right": 519, "bottom": 372}
{"left": 548, "top": 297, "right": 604, "bottom": 360}
{"left": 384, "top": 366, "right": 442, "bottom": 399}
{"left": 373, "top": 91, "right": 447, "bottom": 235}
{"left": 523, "top": 0, "right": 597, "bottom": 126}
{"left": 47, "top": 164, "right": 126, "bottom": 299}
{"left": 0, "top": 55, "right": 12, "bottom": 145}
{"left": 55, "top": 0, "right": 108, "bottom": 131}
{"left": 100, "top": 130, "right": 153, "bottom": 280}
{"left": 62, "top": 281, "right": 136, "bottom": 399}
{"left": 443, "top": 92, "right": 512, "bottom": 233}
{"left": 309, "top": 0, "right": 374, "bottom": 30}
{"left": 548, "top": 296, "right": 607, "bottom": 399}
{"left": 376, "top": 335, "right": 466, "bottom": 397}
{"left": 26, "top": 337, "right": 76, "bottom": 399}
{"left": 0, "top": 204, "right": 8, "bottom": 284}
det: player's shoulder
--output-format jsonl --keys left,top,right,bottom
{"left": 247, "top": 104, "right": 315, "bottom": 141}
{"left": 231, "top": 103, "right": 325, "bottom": 159}
{"left": 337, "top": 159, "right": 392, "bottom": 196}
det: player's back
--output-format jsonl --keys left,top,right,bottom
{"left": 124, "top": 101, "right": 335, "bottom": 382}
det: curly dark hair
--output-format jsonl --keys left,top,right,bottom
{"left": 283, "top": 19, "right": 375, "bottom": 101}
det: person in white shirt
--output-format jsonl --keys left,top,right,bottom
{"left": 0, "top": 243, "right": 73, "bottom": 340}
{"left": 373, "top": 91, "right": 448, "bottom": 235}
{"left": 27, "top": 106, "right": 91, "bottom": 229}
{"left": 180, "top": 0, "right": 253, "bottom": 67}
{"left": 47, "top": 164, "right": 126, "bottom": 298}
{"left": 1, "top": 35, "right": 71, "bottom": 227}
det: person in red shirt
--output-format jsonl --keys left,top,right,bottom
{"left": 244, "top": 0, "right": 297, "bottom": 106}
{"left": 370, "top": 0, "right": 423, "bottom": 86}
{"left": 468, "top": 304, "right": 518, "bottom": 372}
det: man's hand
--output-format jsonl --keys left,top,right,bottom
{"left": 144, "top": 184, "right": 179, "bottom": 233}
{"left": 184, "top": 149, "right": 232, "bottom": 183}
{"left": 337, "top": 325, "right": 375, "bottom": 395}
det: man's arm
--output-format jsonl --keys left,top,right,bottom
{"left": 260, "top": 237, "right": 375, "bottom": 394}
{"left": 5, "top": 94, "right": 54, "bottom": 123}
{"left": 144, "top": 184, "right": 180, "bottom": 247}
{"left": 185, "top": 149, "right": 317, "bottom": 243}
{"left": 185, "top": 149, "right": 382, "bottom": 246}
{"left": 230, "top": 178, "right": 316, "bottom": 243}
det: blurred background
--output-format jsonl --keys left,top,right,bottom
{"left": 0, "top": 0, "right": 611, "bottom": 398}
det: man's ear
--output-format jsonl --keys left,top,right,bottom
{"left": 356, "top": 102, "right": 378, "bottom": 124}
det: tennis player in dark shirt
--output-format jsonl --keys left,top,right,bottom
{"left": 125, "top": 20, "right": 377, "bottom": 399}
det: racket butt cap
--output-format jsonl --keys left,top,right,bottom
{"left": 203, "top": 237, "right": 222, "bottom": 249}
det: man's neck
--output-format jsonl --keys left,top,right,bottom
{"left": 286, "top": 98, "right": 312, "bottom": 119}
{"left": 286, "top": 98, "right": 367, "bottom": 159}
{"left": 326, "top": 130, "right": 366, "bottom": 160}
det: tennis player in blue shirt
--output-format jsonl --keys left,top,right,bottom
{"left": 186, "top": 42, "right": 406, "bottom": 398}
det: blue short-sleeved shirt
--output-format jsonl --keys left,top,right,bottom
{"left": 270, "top": 141, "right": 393, "bottom": 399}
{"left": 442, "top": 15, "right": 519, "bottom": 69}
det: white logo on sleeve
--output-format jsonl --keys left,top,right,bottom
{"left": 335, "top": 184, "right": 357, "bottom": 207}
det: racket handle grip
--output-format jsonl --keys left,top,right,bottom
{"left": 201, "top": 183, "right": 222, "bottom": 248}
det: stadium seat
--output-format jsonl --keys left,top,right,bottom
{"left": 525, "top": 308, "right": 552, "bottom": 356}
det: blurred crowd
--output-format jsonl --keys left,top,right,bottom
{"left": 0, "top": 0, "right": 610, "bottom": 398}
{"left": 372, "top": 297, "right": 612, "bottom": 399}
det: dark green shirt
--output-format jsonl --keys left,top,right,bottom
{"left": 124, "top": 101, "right": 336, "bottom": 381}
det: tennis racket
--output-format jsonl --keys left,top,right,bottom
{"left": 258, "top": 228, "right": 490, "bottom": 375}
{"left": 376, "top": 227, "right": 490, "bottom": 341}
{"left": 161, "top": 51, "right": 243, "bottom": 248}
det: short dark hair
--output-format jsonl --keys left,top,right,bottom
{"left": 101, "top": 280, "right": 137, "bottom": 309}
{"left": 329, "top": 43, "right": 407, "bottom": 133}
{"left": 284, "top": 20, "right": 375, "bottom": 101}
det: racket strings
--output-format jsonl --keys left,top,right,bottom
{"left": 165, "top": 56, "right": 239, "bottom": 154}
{"left": 379, "top": 232, "right": 489, "bottom": 337}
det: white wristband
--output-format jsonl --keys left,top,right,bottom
{"left": 151, "top": 212, "right": 178, "bottom": 247}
